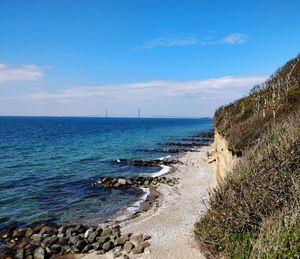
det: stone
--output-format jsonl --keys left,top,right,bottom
{"left": 39, "top": 226, "right": 56, "bottom": 236}
{"left": 87, "top": 231, "right": 98, "bottom": 243}
{"left": 131, "top": 243, "right": 144, "bottom": 254}
{"left": 8, "top": 225, "right": 17, "bottom": 234}
{"left": 143, "top": 234, "right": 151, "bottom": 241}
{"left": 113, "top": 251, "right": 122, "bottom": 258}
{"left": 15, "top": 248, "right": 25, "bottom": 259}
{"left": 123, "top": 241, "right": 134, "bottom": 253}
{"left": 59, "top": 237, "right": 69, "bottom": 246}
{"left": 96, "top": 236, "right": 110, "bottom": 244}
{"left": 111, "top": 225, "right": 121, "bottom": 237}
{"left": 45, "top": 247, "right": 51, "bottom": 254}
{"left": 92, "top": 241, "right": 102, "bottom": 250}
{"left": 114, "top": 235, "right": 129, "bottom": 246}
{"left": 84, "top": 228, "right": 94, "bottom": 239}
{"left": 57, "top": 233, "right": 64, "bottom": 239}
{"left": 32, "top": 224, "right": 46, "bottom": 233}
{"left": 75, "top": 224, "right": 84, "bottom": 231}
{"left": 57, "top": 225, "right": 67, "bottom": 234}
{"left": 50, "top": 244, "right": 61, "bottom": 254}
{"left": 117, "top": 178, "right": 126, "bottom": 185}
{"left": 130, "top": 233, "right": 143, "bottom": 243}
{"left": 76, "top": 239, "right": 88, "bottom": 252}
{"left": 65, "top": 228, "right": 77, "bottom": 238}
{"left": 144, "top": 180, "right": 149, "bottom": 186}
{"left": 12, "top": 228, "right": 27, "bottom": 239}
{"left": 95, "top": 227, "right": 103, "bottom": 236}
{"left": 101, "top": 228, "right": 112, "bottom": 238}
{"left": 30, "top": 234, "right": 42, "bottom": 246}
{"left": 69, "top": 235, "right": 81, "bottom": 245}
{"left": 102, "top": 240, "right": 113, "bottom": 252}
{"left": 82, "top": 244, "right": 93, "bottom": 253}
{"left": 25, "top": 228, "right": 34, "bottom": 238}
{"left": 33, "top": 247, "right": 46, "bottom": 259}
{"left": 62, "top": 245, "right": 71, "bottom": 254}
{"left": 144, "top": 246, "right": 151, "bottom": 254}
{"left": 42, "top": 235, "right": 58, "bottom": 248}
{"left": 111, "top": 246, "right": 122, "bottom": 253}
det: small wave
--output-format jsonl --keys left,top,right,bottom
{"left": 125, "top": 187, "right": 150, "bottom": 214}
{"left": 152, "top": 165, "right": 171, "bottom": 177}
{"left": 158, "top": 155, "right": 172, "bottom": 160}
{"left": 112, "top": 187, "right": 150, "bottom": 221}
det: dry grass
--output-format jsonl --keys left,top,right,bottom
{"left": 195, "top": 113, "right": 300, "bottom": 258}
{"left": 214, "top": 54, "right": 300, "bottom": 152}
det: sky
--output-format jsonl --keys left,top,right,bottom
{"left": 0, "top": 0, "right": 299, "bottom": 117}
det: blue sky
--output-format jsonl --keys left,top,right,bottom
{"left": 0, "top": 0, "right": 299, "bottom": 116}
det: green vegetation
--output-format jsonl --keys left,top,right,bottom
{"left": 195, "top": 55, "right": 300, "bottom": 258}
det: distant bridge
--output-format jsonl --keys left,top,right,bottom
{"left": 90, "top": 114, "right": 210, "bottom": 119}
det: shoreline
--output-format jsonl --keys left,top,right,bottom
{"left": 83, "top": 145, "right": 213, "bottom": 258}
{"left": 0, "top": 145, "right": 213, "bottom": 259}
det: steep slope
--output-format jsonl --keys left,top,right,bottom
{"left": 195, "top": 55, "right": 300, "bottom": 258}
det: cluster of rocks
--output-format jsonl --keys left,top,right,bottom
{"left": 191, "top": 130, "right": 214, "bottom": 138}
{"left": 92, "top": 176, "right": 179, "bottom": 188}
{"left": 1, "top": 224, "right": 151, "bottom": 259}
{"left": 181, "top": 137, "right": 213, "bottom": 142}
{"left": 159, "top": 142, "right": 209, "bottom": 147}
{"left": 143, "top": 148, "right": 200, "bottom": 153}
{"left": 130, "top": 158, "right": 182, "bottom": 167}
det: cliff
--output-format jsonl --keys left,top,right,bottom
{"left": 195, "top": 54, "right": 300, "bottom": 258}
{"left": 208, "top": 131, "right": 238, "bottom": 188}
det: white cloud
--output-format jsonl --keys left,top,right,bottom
{"left": 0, "top": 64, "right": 43, "bottom": 83}
{"left": 136, "top": 36, "right": 199, "bottom": 49}
{"left": 0, "top": 75, "right": 266, "bottom": 116}
{"left": 137, "top": 33, "right": 248, "bottom": 49}
{"left": 221, "top": 33, "right": 248, "bottom": 44}
{"left": 2, "top": 75, "right": 266, "bottom": 101}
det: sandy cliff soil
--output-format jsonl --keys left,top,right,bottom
{"left": 208, "top": 131, "right": 238, "bottom": 188}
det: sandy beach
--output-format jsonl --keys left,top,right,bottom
{"left": 83, "top": 145, "right": 213, "bottom": 259}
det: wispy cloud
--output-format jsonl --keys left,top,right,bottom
{"left": 136, "top": 36, "right": 199, "bottom": 49}
{"left": 0, "top": 64, "right": 43, "bottom": 83}
{"left": 0, "top": 75, "right": 266, "bottom": 116}
{"left": 221, "top": 33, "right": 248, "bottom": 44}
{"left": 136, "top": 33, "right": 248, "bottom": 49}
{"left": 2, "top": 75, "right": 266, "bottom": 102}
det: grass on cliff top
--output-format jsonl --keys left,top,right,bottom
{"left": 195, "top": 112, "right": 300, "bottom": 258}
{"left": 213, "top": 54, "right": 300, "bottom": 152}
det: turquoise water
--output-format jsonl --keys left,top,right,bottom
{"left": 0, "top": 117, "right": 212, "bottom": 228}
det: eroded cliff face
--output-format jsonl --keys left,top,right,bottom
{"left": 208, "top": 130, "right": 238, "bottom": 188}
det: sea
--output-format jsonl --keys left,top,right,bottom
{"left": 0, "top": 116, "right": 212, "bottom": 229}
